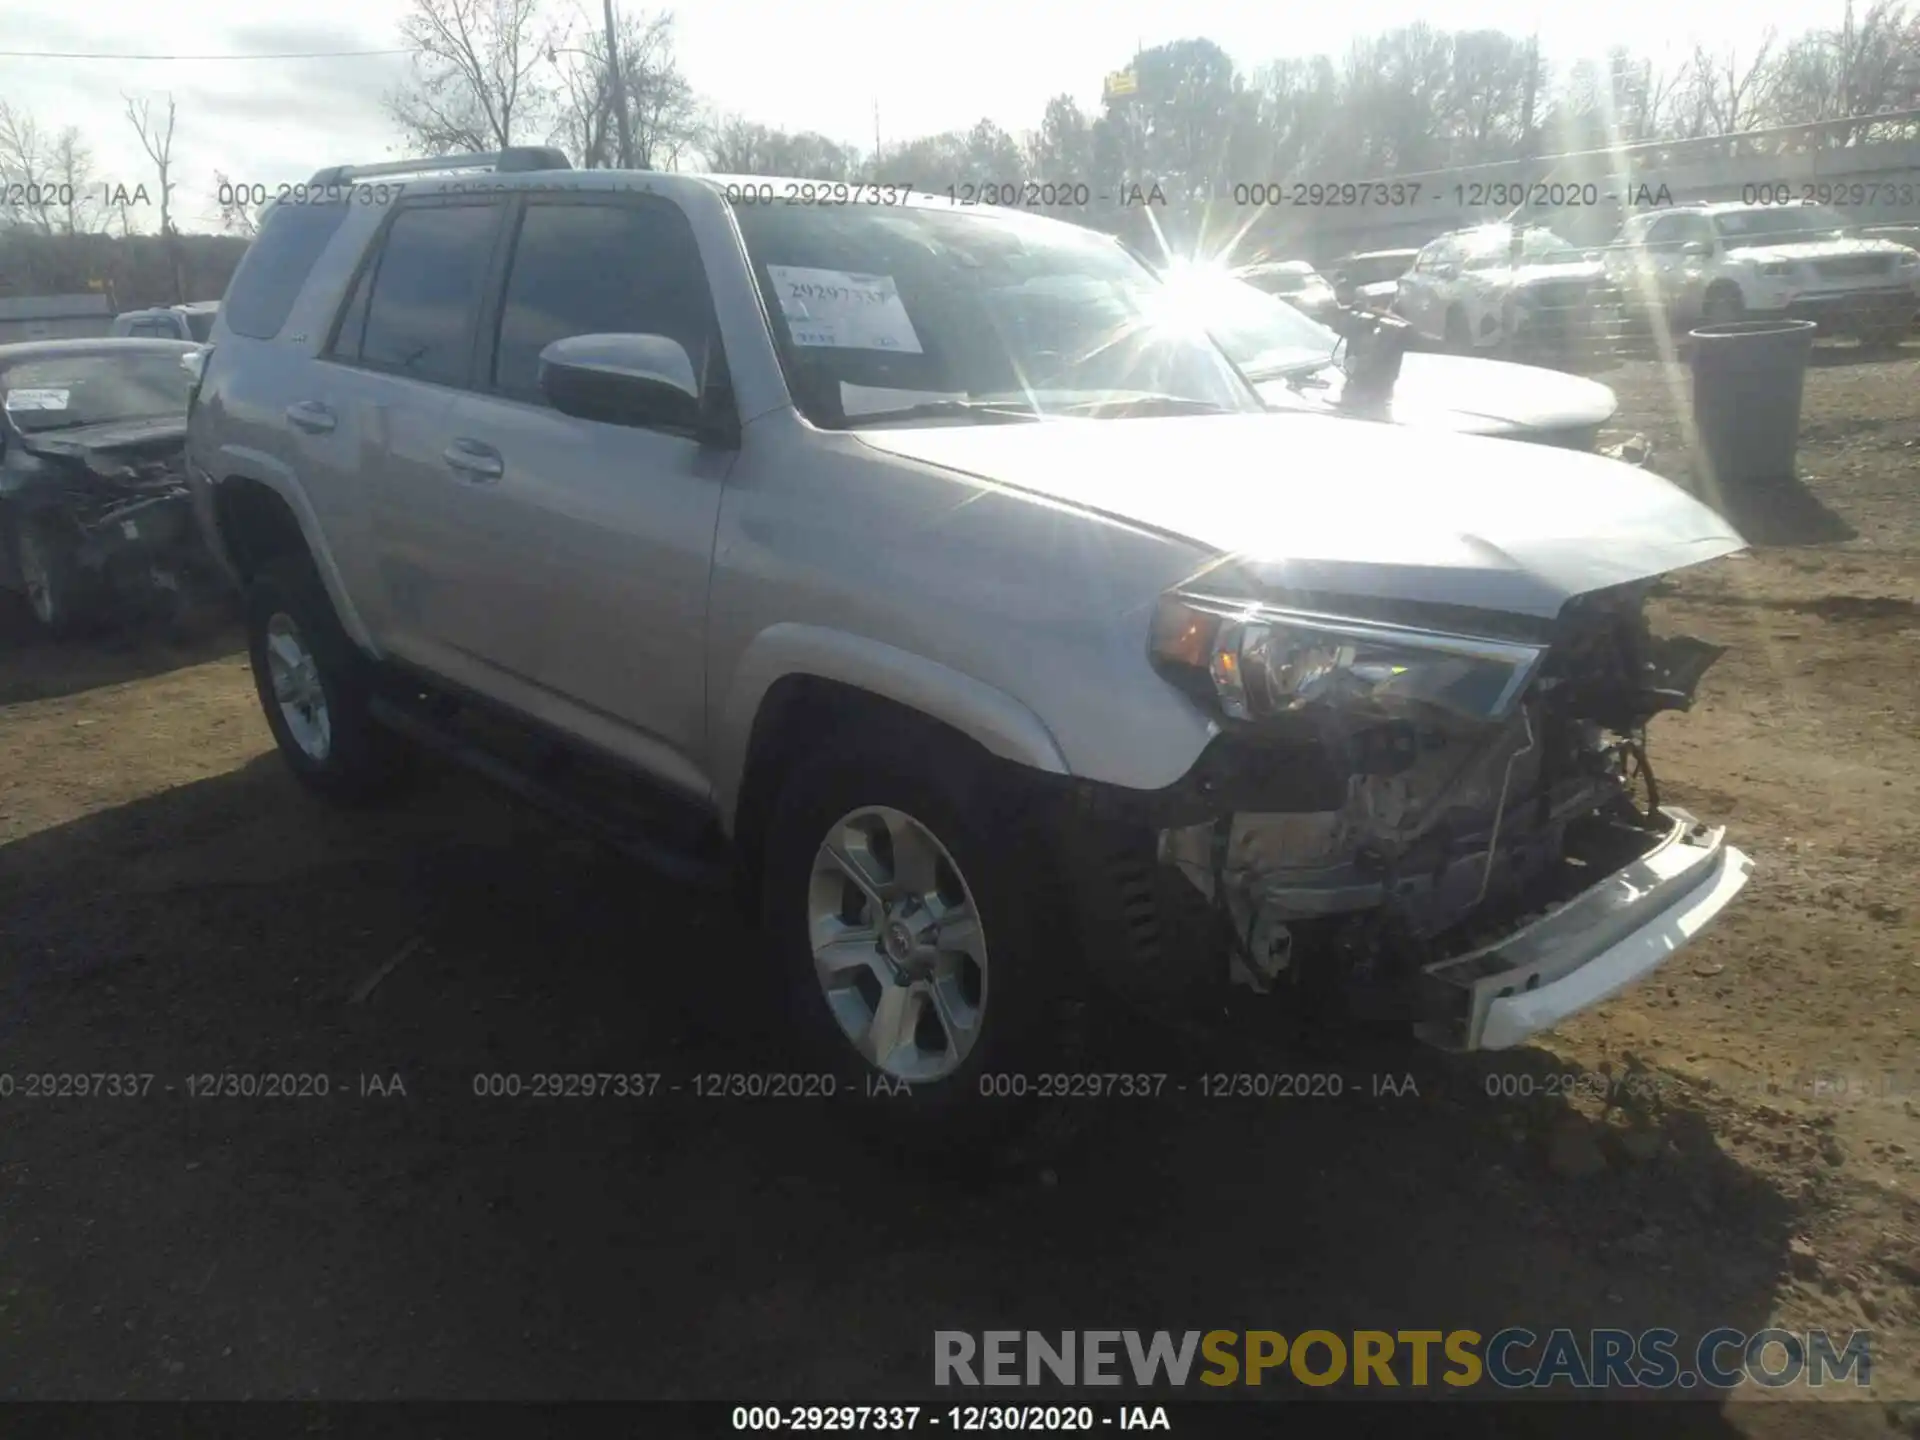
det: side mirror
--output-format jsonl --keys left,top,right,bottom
{"left": 1681, "top": 240, "right": 1712, "bottom": 258}
{"left": 538, "top": 333, "right": 707, "bottom": 436}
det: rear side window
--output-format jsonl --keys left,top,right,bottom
{"left": 222, "top": 201, "right": 352, "bottom": 340}
{"left": 490, "top": 200, "right": 716, "bottom": 399}
{"left": 356, "top": 204, "right": 501, "bottom": 387}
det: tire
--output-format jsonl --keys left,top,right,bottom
{"left": 1856, "top": 321, "right": 1905, "bottom": 351}
{"left": 1701, "top": 285, "right": 1745, "bottom": 326}
{"left": 1443, "top": 306, "right": 1472, "bottom": 352}
{"left": 760, "top": 730, "right": 1060, "bottom": 1145}
{"left": 245, "top": 555, "right": 411, "bottom": 803}
{"left": 13, "top": 515, "right": 98, "bottom": 639}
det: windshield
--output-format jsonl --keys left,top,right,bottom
{"left": 0, "top": 352, "right": 191, "bottom": 434}
{"left": 1160, "top": 269, "right": 1339, "bottom": 377}
{"left": 1459, "top": 228, "right": 1586, "bottom": 268}
{"left": 730, "top": 201, "right": 1260, "bottom": 426}
{"left": 1713, "top": 206, "right": 1852, "bottom": 247}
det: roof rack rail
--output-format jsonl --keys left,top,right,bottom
{"left": 306, "top": 147, "right": 571, "bottom": 189}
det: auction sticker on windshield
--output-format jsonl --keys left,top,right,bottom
{"left": 3, "top": 388, "right": 70, "bottom": 411}
{"left": 766, "top": 266, "right": 924, "bottom": 353}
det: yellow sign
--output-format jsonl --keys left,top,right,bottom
{"left": 1105, "top": 69, "right": 1138, "bottom": 98}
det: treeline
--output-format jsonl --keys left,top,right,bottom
{"left": 0, "top": 230, "right": 247, "bottom": 310}
{"left": 3, "top": 0, "right": 1917, "bottom": 281}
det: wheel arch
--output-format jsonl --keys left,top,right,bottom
{"left": 715, "top": 624, "right": 1071, "bottom": 866}
{"left": 207, "top": 458, "right": 377, "bottom": 653}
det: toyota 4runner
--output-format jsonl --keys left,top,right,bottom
{"left": 186, "top": 149, "right": 1755, "bottom": 1122}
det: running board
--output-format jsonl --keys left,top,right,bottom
{"left": 367, "top": 695, "right": 733, "bottom": 890}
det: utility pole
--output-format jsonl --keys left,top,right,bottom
{"left": 603, "top": 0, "right": 634, "bottom": 168}
{"left": 874, "top": 100, "right": 881, "bottom": 164}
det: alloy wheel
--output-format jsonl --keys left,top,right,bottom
{"left": 806, "top": 805, "right": 988, "bottom": 1083}
{"left": 264, "top": 611, "right": 332, "bottom": 762}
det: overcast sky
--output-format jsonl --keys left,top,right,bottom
{"left": 0, "top": 0, "right": 1845, "bottom": 232}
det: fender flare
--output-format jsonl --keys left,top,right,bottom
{"left": 207, "top": 445, "right": 380, "bottom": 654}
{"left": 712, "top": 622, "right": 1071, "bottom": 833}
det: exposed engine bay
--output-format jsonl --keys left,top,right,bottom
{"left": 1151, "top": 582, "right": 1731, "bottom": 1027}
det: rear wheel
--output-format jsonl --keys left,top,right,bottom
{"left": 1856, "top": 319, "right": 1906, "bottom": 350}
{"left": 245, "top": 556, "right": 412, "bottom": 803}
{"left": 761, "top": 732, "right": 1058, "bottom": 1143}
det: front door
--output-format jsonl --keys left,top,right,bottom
{"left": 446, "top": 195, "right": 735, "bottom": 785}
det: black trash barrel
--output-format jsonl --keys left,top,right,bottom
{"left": 1688, "top": 319, "right": 1817, "bottom": 485}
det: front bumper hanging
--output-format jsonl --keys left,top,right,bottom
{"left": 1416, "top": 808, "right": 1753, "bottom": 1051}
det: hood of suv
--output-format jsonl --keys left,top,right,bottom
{"left": 854, "top": 412, "right": 1744, "bottom": 620}
{"left": 1725, "top": 237, "right": 1915, "bottom": 264}
{"left": 1256, "top": 352, "right": 1618, "bottom": 437}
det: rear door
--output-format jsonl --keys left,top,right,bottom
{"left": 324, "top": 198, "right": 525, "bottom": 690}
{"left": 439, "top": 193, "right": 735, "bottom": 785}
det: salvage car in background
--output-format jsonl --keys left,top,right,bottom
{"left": 1395, "top": 225, "right": 1620, "bottom": 365}
{"left": 1165, "top": 265, "right": 1631, "bottom": 454}
{"left": 1236, "top": 259, "right": 1342, "bottom": 323}
{"left": 1604, "top": 203, "right": 1919, "bottom": 346}
{"left": 0, "top": 338, "right": 209, "bottom": 635}
{"left": 111, "top": 302, "right": 222, "bottom": 343}
{"left": 1327, "top": 248, "right": 1420, "bottom": 310}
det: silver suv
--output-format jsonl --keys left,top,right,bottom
{"left": 186, "top": 149, "right": 1755, "bottom": 1123}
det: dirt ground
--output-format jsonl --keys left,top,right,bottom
{"left": 1, "top": 344, "right": 1916, "bottom": 1430}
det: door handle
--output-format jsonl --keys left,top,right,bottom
{"left": 442, "top": 438, "right": 504, "bottom": 483}
{"left": 285, "top": 400, "right": 336, "bottom": 434}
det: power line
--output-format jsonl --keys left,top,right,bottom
{"left": 0, "top": 48, "right": 410, "bottom": 61}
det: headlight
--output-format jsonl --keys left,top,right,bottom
{"left": 1896, "top": 251, "right": 1919, "bottom": 268}
{"left": 1150, "top": 596, "right": 1545, "bottom": 724}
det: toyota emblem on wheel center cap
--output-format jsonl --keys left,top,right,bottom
{"left": 884, "top": 919, "right": 915, "bottom": 963}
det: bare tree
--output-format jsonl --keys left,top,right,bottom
{"left": 49, "top": 129, "right": 104, "bottom": 235}
{"left": 1684, "top": 33, "right": 1782, "bottom": 134}
{"left": 555, "top": 8, "right": 696, "bottom": 169}
{"left": 214, "top": 170, "right": 262, "bottom": 238}
{"left": 125, "top": 92, "right": 184, "bottom": 303}
{"left": 1764, "top": 1, "right": 1920, "bottom": 140}
{"left": 697, "top": 113, "right": 863, "bottom": 178}
{"left": 0, "top": 102, "right": 56, "bottom": 232}
{"left": 389, "top": 0, "right": 558, "bottom": 154}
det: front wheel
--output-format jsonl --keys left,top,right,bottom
{"left": 760, "top": 736, "right": 1058, "bottom": 1140}
{"left": 13, "top": 516, "right": 97, "bottom": 638}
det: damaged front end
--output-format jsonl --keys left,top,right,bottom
{"left": 1124, "top": 582, "right": 1752, "bottom": 1050}
{"left": 6, "top": 424, "right": 208, "bottom": 607}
